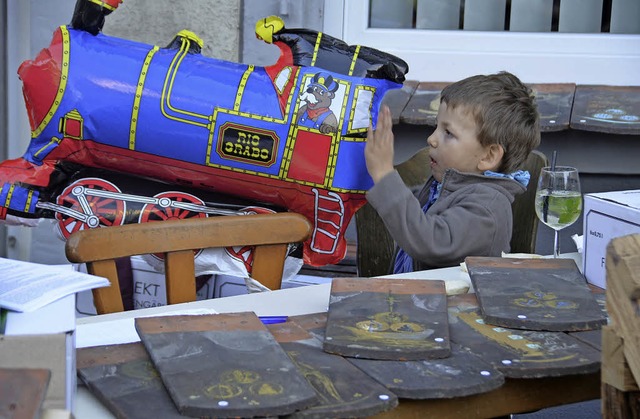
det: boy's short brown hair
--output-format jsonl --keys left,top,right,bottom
{"left": 440, "top": 71, "right": 541, "bottom": 173}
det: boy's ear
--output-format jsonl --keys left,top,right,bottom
{"left": 478, "top": 144, "right": 504, "bottom": 172}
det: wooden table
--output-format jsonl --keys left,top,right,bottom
{"left": 74, "top": 258, "right": 601, "bottom": 418}
{"left": 601, "top": 234, "right": 640, "bottom": 417}
{"left": 386, "top": 80, "right": 640, "bottom": 136}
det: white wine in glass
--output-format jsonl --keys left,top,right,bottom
{"left": 534, "top": 166, "right": 582, "bottom": 258}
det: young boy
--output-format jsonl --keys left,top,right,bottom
{"left": 365, "top": 71, "right": 540, "bottom": 273}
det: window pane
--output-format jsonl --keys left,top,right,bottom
{"left": 611, "top": 0, "right": 640, "bottom": 34}
{"left": 370, "top": 0, "right": 414, "bottom": 28}
{"left": 559, "top": 0, "right": 603, "bottom": 33}
{"left": 340, "top": 2, "right": 640, "bottom": 85}
{"left": 464, "top": 0, "right": 507, "bottom": 31}
{"left": 510, "top": 0, "right": 553, "bottom": 32}
{"left": 416, "top": 0, "right": 461, "bottom": 30}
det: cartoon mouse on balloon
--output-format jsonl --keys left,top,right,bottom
{"left": 297, "top": 72, "right": 339, "bottom": 134}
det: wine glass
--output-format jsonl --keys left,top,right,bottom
{"left": 534, "top": 166, "right": 582, "bottom": 258}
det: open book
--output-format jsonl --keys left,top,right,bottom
{"left": 0, "top": 258, "right": 110, "bottom": 312}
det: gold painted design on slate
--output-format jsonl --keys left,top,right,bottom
{"left": 457, "top": 312, "right": 578, "bottom": 363}
{"left": 339, "top": 294, "right": 435, "bottom": 348}
{"left": 513, "top": 291, "right": 577, "bottom": 310}
{"left": 120, "top": 360, "right": 159, "bottom": 381}
{"left": 203, "top": 369, "right": 284, "bottom": 401}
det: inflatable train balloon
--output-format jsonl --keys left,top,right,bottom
{"left": 0, "top": 0, "right": 408, "bottom": 267}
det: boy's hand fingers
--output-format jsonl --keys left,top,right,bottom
{"left": 377, "top": 106, "right": 392, "bottom": 138}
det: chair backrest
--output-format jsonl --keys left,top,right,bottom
{"left": 355, "top": 148, "right": 548, "bottom": 277}
{"left": 65, "top": 213, "right": 312, "bottom": 314}
{"left": 509, "top": 149, "right": 548, "bottom": 254}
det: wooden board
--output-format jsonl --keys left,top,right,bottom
{"left": 569, "top": 329, "right": 602, "bottom": 351}
{"left": 371, "top": 372, "right": 601, "bottom": 419}
{"left": 530, "top": 83, "right": 575, "bottom": 132}
{"left": 77, "top": 343, "right": 187, "bottom": 419}
{"left": 135, "top": 312, "right": 317, "bottom": 418}
{"left": 601, "top": 326, "right": 639, "bottom": 391}
{"left": 348, "top": 343, "right": 504, "bottom": 399}
{"left": 267, "top": 321, "right": 398, "bottom": 417}
{"left": 466, "top": 257, "right": 607, "bottom": 331}
{"left": 290, "top": 311, "right": 503, "bottom": 400}
{"left": 602, "top": 383, "right": 640, "bottom": 419}
{"left": 0, "top": 368, "right": 50, "bottom": 419}
{"left": 382, "top": 80, "right": 419, "bottom": 124}
{"left": 288, "top": 312, "right": 329, "bottom": 341}
{"left": 569, "top": 292, "right": 605, "bottom": 351}
{"left": 602, "top": 234, "right": 640, "bottom": 419}
{"left": 448, "top": 294, "right": 601, "bottom": 378}
{"left": 570, "top": 85, "right": 640, "bottom": 135}
{"left": 323, "top": 278, "right": 450, "bottom": 360}
{"left": 605, "top": 234, "right": 640, "bottom": 387}
{"left": 399, "top": 81, "right": 450, "bottom": 126}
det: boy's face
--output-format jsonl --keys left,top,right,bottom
{"left": 427, "top": 102, "right": 492, "bottom": 182}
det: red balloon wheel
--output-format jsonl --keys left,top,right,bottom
{"left": 225, "top": 206, "right": 277, "bottom": 273}
{"left": 240, "top": 206, "right": 275, "bottom": 215}
{"left": 55, "top": 177, "right": 126, "bottom": 239}
{"left": 139, "top": 191, "right": 207, "bottom": 260}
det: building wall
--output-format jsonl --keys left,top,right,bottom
{"left": 103, "top": 0, "right": 241, "bottom": 62}
{"left": 240, "top": 0, "right": 324, "bottom": 66}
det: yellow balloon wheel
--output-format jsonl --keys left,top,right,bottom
{"left": 255, "top": 16, "right": 285, "bottom": 44}
{"left": 176, "top": 29, "right": 204, "bottom": 49}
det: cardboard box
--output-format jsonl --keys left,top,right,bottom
{"left": 76, "top": 256, "right": 215, "bottom": 315}
{"left": 213, "top": 274, "right": 248, "bottom": 298}
{"left": 213, "top": 274, "right": 333, "bottom": 297}
{"left": 76, "top": 257, "right": 327, "bottom": 310}
{"left": 283, "top": 274, "right": 334, "bottom": 288}
{"left": 129, "top": 255, "right": 214, "bottom": 309}
{"left": 582, "top": 190, "right": 640, "bottom": 289}
{"left": 0, "top": 294, "right": 76, "bottom": 411}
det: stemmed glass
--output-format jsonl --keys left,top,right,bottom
{"left": 534, "top": 166, "right": 582, "bottom": 258}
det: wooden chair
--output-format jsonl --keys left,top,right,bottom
{"left": 65, "top": 213, "right": 312, "bottom": 314}
{"left": 509, "top": 149, "right": 548, "bottom": 254}
{"left": 355, "top": 148, "right": 548, "bottom": 277}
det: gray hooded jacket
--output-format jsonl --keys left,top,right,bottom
{"left": 366, "top": 168, "right": 526, "bottom": 272}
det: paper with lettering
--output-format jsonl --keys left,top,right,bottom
{"left": 0, "top": 258, "right": 109, "bottom": 312}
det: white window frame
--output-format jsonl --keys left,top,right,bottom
{"left": 323, "top": 0, "right": 640, "bottom": 86}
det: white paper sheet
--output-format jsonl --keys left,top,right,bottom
{"left": 75, "top": 308, "right": 219, "bottom": 348}
{"left": 0, "top": 258, "right": 110, "bottom": 312}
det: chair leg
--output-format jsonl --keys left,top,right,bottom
{"left": 251, "top": 244, "right": 288, "bottom": 290}
{"left": 89, "top": 259, "right": 125, "bottom": 314}
{"left": 165, "top": 250, "right": 198, "bottom": 305}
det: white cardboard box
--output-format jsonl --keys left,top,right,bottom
{"left": 129, "top": 256, "right": 214, "bottom": 309}
{"left": 76, "top": 256, "right": 216, "bottom": 315}
{"left": 582, "top": 189, "right": 640, "bottom": 289}
{"left": 76, "top": 257, "right": 325, "bottom": 311}
{"left": 0, "top": 294, "right": 76, "bottom": 411}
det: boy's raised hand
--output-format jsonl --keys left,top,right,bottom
{"left": 365, "top": 105, "right": 395, "bottom": 184}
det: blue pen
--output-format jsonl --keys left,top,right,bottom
{"left": 259, "top": 316, "right": 288, "bottom": 325}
